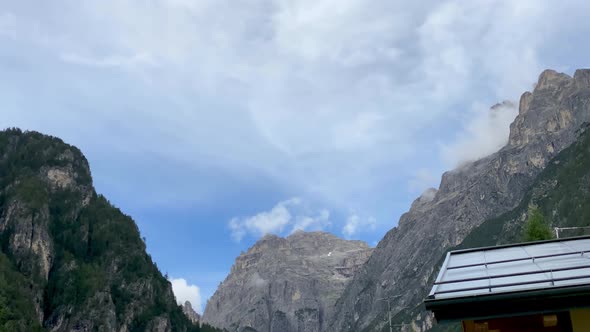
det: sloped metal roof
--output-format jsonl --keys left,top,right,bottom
{"left": 428, "top": 237, "right": 590, "bottom": 301}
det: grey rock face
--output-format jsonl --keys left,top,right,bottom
{"left": 0, "top": 199, "right": 53, "bottom": 280}
{"left": 0, "top": 145, "right": 94, "bottom": 325}
{"left": 182, "top": 301, "right": 201, "bottom": 324}
{"left": 0, "top": 130, "right": 193, "bottom": 331}
{"left": 327, "top": 69, "right": 590, "bottom": 332}
{"left": 202, "top": 231, "right": 372, "bottom": 332}
{"left": 145, "top": 316, "right": 172, "bottom": 332}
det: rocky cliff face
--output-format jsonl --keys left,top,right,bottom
{"left": 458, "top": 122, "right": 590, "bottom": 251}
{"left": 0, "top": 129, "right": 200, "bottom": 332}
{"left": 182, "top": 301, "right": 201, "bottom": 324}
{"left": 202, "top": 231, "right": 372, "bottom": 332}
{"left": 327, "top": 69, "right": 590, "bottom": 332}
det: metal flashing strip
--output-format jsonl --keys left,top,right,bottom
{"left": 448, "top": 235, "right": 590, "bottom": 255}
{"left": 434, "top": 264, "right": 590, "bottom": 287}
{"left": 434, "top": 273, "right": 590, "bottom": 295}
{"left": 446, "top": 250, "right": 585, "bottom": 270}
{"left": 428, "top": 252, "right": 451, "bottom": 298}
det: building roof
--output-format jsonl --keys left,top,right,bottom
{"left": 425, "top": 236, "right": 590, "bottom": 321}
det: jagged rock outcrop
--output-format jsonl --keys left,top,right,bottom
{"left": 459, "top": 122, "right": 590, "bottom": 250}
{"left": 202, "top": 231, "right": 372, "bottom": 332}
{"left": 0, "top": 129, "right": 201, "bottom": 331}
{"left": 327, "top": 69, "right": 590, "bottom": 332}
{"left": 182, "top": 301, "right": 201, "bottom": 324}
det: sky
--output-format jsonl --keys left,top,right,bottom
{"left": 1, "top": 0, "right": 590, "bottom": 313}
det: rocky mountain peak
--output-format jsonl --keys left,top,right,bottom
{"left": 183, "top": 301, "right": 194, "bottom": 313}
{"left": 574, "top": 68, "right": 590, "bottom": 88}
{"left": 0, "top": 130, "right": 95, "bottom": 287}
{"left": 535, "top": 69, "right": 572, "bottom": 91}
{"left": 328, "top": 68, "right": 590, "bottom": 332}
{"left": 182, "top": 301, "right": 201, "bottom": 324}
{"left": 249, "top": 233, "right": 286, "bottom": 252}
{"left": 203, "top": 231, "right": 372, "bottom": 332}
{"left": 0, "top": 129, "right": 202, "bottom": 331}
{"left": 518, "top": 91, "right": 533, "bottom": 115}
{"left": 508, "top": 69, "right": 584, "bottom": 149}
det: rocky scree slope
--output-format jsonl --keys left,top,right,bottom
{"left": 327, "top": 69, "right": 590, "bottom": 332}
{"left": 0, "top": 129, "right": 209, "bottom": 332}
{"left": 202, "top": 231, "right": 372, "bottom": 332}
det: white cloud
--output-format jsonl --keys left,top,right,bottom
{"left": 229, "top": 198, "right": 331, "bottom": 242}
{"left": 420, "top": 188, "right": 437, "bottom": 202}
{"left": 228, "top": 219, "right": 247, "bottom": 243}
{"left": 0, "top": 12, "right": 16, "bottom": 38}
{"left": 170, "top": 278, "right": 202, "bottom": 314}
{"left": 440, "top": 101, "right": 519, "bottom": 168}
{"left": 342, "top": 214, "right": 377, "bottom": 237}
{"left": 291, "top": 209, "right": 331, "bottom": 234}
{"left": 408, "top": 168, "right": 439, "bottom": 194}
{"left": 60, "top": 52, "right": 157, "bottom": 68}
{"left": 229, "top": 198, "right": 297, "bottom": 242}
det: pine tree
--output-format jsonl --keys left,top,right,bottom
{"left": 522, "top": 208, "right": 554, "bottom": 242}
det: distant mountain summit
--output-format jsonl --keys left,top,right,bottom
{"left": 0, "top": 129, "right": 216, "bottom": 331}
{"left": 181, "top": 301, "right": 201, "bottom": 324}
{"left": 202, "top": 231, "right": 372, "bottom": 332}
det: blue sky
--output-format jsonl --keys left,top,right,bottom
{"left": 2, "top": 0, "right": 590, "bottom": 313}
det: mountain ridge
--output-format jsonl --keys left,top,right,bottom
{"left": 0, "top": 128, "right": 218, "bottom": 332}
{"left": 426, "top": 123, "right": 590, "bottom": 332}
{"left": 202, "top": 68, "right": 590, "bottom": 332}
{"left": 202, "top": 231, "right": 372, "bottom": 332}
{"left": 327, "top": 68, "right": 590, "bottom": 331}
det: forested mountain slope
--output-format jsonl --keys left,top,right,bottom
{"left": 0, "top": 129, "right": 218, "bottom": 332}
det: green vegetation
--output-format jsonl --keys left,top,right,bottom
{"left": 0, "top": 128, "right": 92, "bottom": 192}
{"left": 0, "top": 252, "right": 43, "bottom": 332}
{"left": 522, "top": 208, "right": 554, "bottom": 241}
{"left": 0, "top": 129, "right": 221, "bottom": 332}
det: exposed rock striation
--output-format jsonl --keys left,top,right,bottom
{"left": 327, "top": 69, "right": 590, "bottom": 331}
{"left": 202, "top": 231, "right": 372, "bottom": 332}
